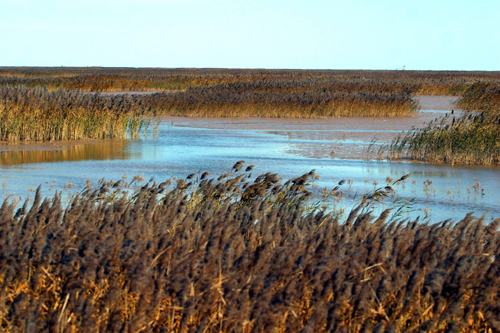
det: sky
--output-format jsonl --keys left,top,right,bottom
{"left": 1, "top": 0, "right": 499, "bottom": 70}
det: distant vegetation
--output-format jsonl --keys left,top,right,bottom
{"left": 136, "top": 85, "right": 416, "bottom": 118}
{"left": 2, "top": 67, "right": 500, "bottom": 95}
{"left": 386, "top": 81, "right": 500, "bottom": 166}
{"left": 1, "top": 67, "right": 500, "bottom": 141}
{"left": 1, "top": 167, "right": 499, "bottom": 332}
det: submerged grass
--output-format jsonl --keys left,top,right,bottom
{"left": 0, "top": 85, "right": 151, "bottom": 142}
{"left": 1, "top": 166, "right": 499, "bottom": 332}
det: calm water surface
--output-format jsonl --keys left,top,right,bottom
{"left": 1, "top": 112, "right": 499, "bottom": 222}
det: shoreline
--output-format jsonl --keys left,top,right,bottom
{"left": 0, "top": 96, "right": 459, "bottom": 157}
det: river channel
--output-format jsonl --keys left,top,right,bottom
{"left": 0, "top": 96, "right": 498, "bottom": 222}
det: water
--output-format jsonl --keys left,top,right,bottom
{"left": 0, "top": 113, "right": 499, "bottom": 222}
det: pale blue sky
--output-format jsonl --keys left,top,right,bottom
{"left": 1, "top": 0, "right": 499, "bottom": 70}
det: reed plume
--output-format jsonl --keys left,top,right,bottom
{"left": 0, "top": 167, "right": 498, "bottom": 332}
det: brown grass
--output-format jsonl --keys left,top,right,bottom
{"left": 457, "top": 81, "right": 500, "bottom": 114}
{"left": 0, "top": 166, "right": 499, "bottom": 332}
{"left": 140, "top": 87, "right": 417, "bottom": 118}
{"left": 0, "top": 85, "right": 152, "bottom": 142}
{"left": 2, "top": 67, "right": 500, "bottom": 95}
{"left": 3, "top": 67, "right": 500, "bottom": 120}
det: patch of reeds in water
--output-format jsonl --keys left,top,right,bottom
{"left": 0, "top": 85, "right": 151, "bottom": 142}
{"left": 386, "top": 112, "right": 500, "bottom": 166}
{"left": 1, "top": 166, "right": 499, "bottom": 332}
{"left": 385, "top": 80, "right": 500, "bottom": 166}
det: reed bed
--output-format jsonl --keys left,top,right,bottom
{"left": 0, "top": 86, "right": 151, "bottom": 142}
{"left": 2, "top": 68, "right": 500, "bottom": 119}
{"left": 386, "top": 112, "right": 500, "bottom": 165}
{"left": 2, "top": 67, "right": 500, "bottom": 96}
{"left": 457, "top": 81, "right": 500, "bottom": 114}
{"left": 385, "top": 80, "right": 500, "bottom": 166}
{"left": 140, "top": 87, "right": 417, "bottom": 118}
{"left": 2, "top": 68, "right": 500, "bottom": 140}
{"left": 1, "top": 165, "right": 499, "bottom": 332}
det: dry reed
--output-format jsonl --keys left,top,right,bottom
{"left": 457, "top": 81, "right": 500, "bottom": 114}
{"left": 387, "top": 112, "right": 500, "bottom": 165}
{"left": 0, "top": 85, "right": 151, "bottom": 142}
{"left": 0, "top": 165, "right": 499, "bottom": 332}
{"left": 139, "top": 87, "right": 417, "bottom": 118}
{"left": 3, "top": 67, "right": 500, "bottom": 119}
{"left": 2, "top": 67, "right": 500, "bottom": 96}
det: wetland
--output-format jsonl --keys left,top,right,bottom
{"left": 1, "top": 67, "right": 500, "bottom": 332}
{"left": 1, "top": 96, "right": 498, "bottom": 221}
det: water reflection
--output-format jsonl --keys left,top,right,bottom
{"left": 0, "top": 140, "right": 132, "bottom": 166}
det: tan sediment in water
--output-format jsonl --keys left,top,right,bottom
{"left": 414, "top": 95, "right": 461, "bottom": 110}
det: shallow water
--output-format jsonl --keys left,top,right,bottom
{"left": 0, "top": 109, "right": 498, "bottom": 222}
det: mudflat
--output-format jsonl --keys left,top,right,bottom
{"left": 414, "top": 95, "right": 461, "bottom": 110}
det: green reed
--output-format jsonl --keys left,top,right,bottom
{"left": 386, "top": 112, "right": 500, "bottom": 165}
{"left": 385, "top": 81, "right": 500, "bottom": 166}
